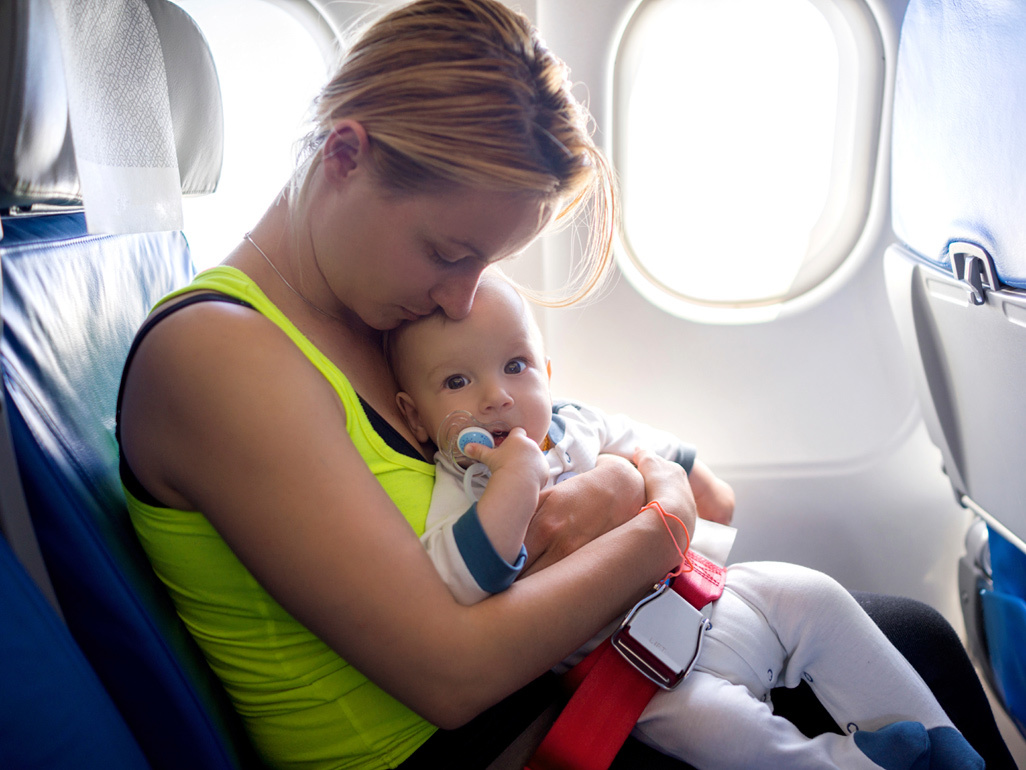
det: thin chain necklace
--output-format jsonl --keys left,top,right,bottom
{"left": 244, "top": 232, "right": 345, "bottom": 323}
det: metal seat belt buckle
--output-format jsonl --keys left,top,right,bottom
{"left": 611, "top": 581, "right": 710, "bottom": 690}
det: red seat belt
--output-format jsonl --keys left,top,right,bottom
{"left": 526, "top": 552, "right": 727, "bottom": 770}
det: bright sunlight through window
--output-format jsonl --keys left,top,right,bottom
{"left": 614, "top": 0, "right": 882, "bottom": 318}
{"left": 173, "top": 0, "right": 330, "bottom": 272}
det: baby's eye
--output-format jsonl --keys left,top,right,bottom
{"left": 445, "top": 375, "right": 469, "bottom": 390}
{"left": 504, "top": 359, "right": 527, "bottom": 375}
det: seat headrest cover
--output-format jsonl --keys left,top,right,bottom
{"left": 891, "top": 0, "right": 1026, "bottom": 289}
{"left": 0, "top": 0, "right": 78, "bottom": 208}
{"left": 147, "top": 0, "right": 224, "bottom": 201}
{"left": 0, "top": 0, "right": 223, "bottom": 217}
{"left": 52, "top": 0, "right": 183, "bottom": 233}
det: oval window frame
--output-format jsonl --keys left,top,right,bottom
{"left": 610, "top": 0, "right": 885, "bottom": 323}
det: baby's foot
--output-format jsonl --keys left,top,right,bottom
{"left": 853, "top": 721, "right": 984, "bottom": 770}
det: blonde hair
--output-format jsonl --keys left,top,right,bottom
{"left": 293, "top": 0, "right": 617, "bottom": 306}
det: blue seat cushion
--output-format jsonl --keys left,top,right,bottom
{"left": 0, "top": 533, "right": 149, "bottom": 769}
{"left": 981, "top": 586, "right": 1026, "bottom": 736}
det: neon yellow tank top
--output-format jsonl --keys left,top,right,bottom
{"left": 124, "top": 267, "right": 437, "bottom": 769}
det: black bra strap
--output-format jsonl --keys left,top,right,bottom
{"left": 115, "top": 293, "right": 254, "bottom": 506}
{"left": 115, "top": 292, "right": 254, "bottom": 444}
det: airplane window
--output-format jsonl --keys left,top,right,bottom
{"left": 613, "top": 0, "right": 883, "bottom": 322}
{"left": 172, "top": 0, "right": 332, "bottom": 271}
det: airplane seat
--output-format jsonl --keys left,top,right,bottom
{"left": 884, "top": 0, "right": 1026, "bottom": 739}
{"left": 0, "top": 0, "right": 264, "bottom": 767}
{"left": 0, "top": 513, "right": 150, "bottom": 768}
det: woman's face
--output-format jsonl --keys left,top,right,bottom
{"left": 313, "top": 170, "right": 552, "bottom": 332}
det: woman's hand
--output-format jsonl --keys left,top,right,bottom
{"left": 632, "top": 448, "right": 697, "bottom": 552}
{"left": 521, "top": 454, "right": 644, "bottom": 576}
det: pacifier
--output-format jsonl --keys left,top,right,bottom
{"left": 438, "top": 410, "right": 510, "bottom": 468}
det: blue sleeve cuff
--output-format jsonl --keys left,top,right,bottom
{"left": 452, "top": 503, "right": 527, "bottom": 594}
{"left": 673, "top": 444, "right": 697, "bottom": 474}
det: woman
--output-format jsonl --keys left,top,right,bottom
{"left": 117, "top": 1, "right": 1013, "bottom": 768}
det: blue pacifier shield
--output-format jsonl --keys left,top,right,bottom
{"left": 438, "top": 410, "right": 508, "bottom": 468}
{"left": 457, "top": 426, "right": 494, "bottom": 453}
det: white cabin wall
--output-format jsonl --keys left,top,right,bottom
{"left": 525, "top": 0, "right": 970, "bottom": 627}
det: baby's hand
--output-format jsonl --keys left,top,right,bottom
{"left": 465, "top": 428, "right": 548, "bottom": 563}
{"left": 463, "top": 427, "right": 548, "bottom": 497}
{"left": 689, "top": 459, "right": 735, "bottom": 525}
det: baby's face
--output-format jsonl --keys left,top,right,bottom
{"left": 395, "top": 279, "right": 552, "bottom": 450}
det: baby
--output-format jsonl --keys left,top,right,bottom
{"left": 386, "top": 271, "right": 982, "bottom": 769}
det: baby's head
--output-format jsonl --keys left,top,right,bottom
{"left": 389, "top": 271, "right": 552, "bottom": 451}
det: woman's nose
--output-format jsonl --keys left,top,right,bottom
{"left": 430, "top": 264, "right": 485, "bottom": 320}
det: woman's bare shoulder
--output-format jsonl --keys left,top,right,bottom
{"left": 119, "top": 297, "right": 347, "bottom": 511}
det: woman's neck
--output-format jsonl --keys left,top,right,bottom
{"left": 231, "top": 206, "right": 427, "bottom": 458}
{"left": 231, "top": 200, "right": 378, "bottom": 339}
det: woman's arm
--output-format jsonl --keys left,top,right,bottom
{"left": 522, "top": 454, "right": 645, "bottom": 576}
{"left": 119, "top": 303, "right": 686, "bottom": 728}
{"left": 545, "top": 402, "right": 733, "bottom": 527}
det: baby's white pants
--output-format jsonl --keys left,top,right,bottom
{"left": 631, "top": 562, "right": 956, "bottom": 769}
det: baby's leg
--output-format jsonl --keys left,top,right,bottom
{"left": 719, "top": 562, "right": 981, "bottom": 768}
{"left": 726, "top": 562, "right": 952, "bottom": 732}
{"left": 628, "top": 562, "right": 982, "bottom": 768}
{"left": 634, "top": 670, "right": 943, "bottom": 770}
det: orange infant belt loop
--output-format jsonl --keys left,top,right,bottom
{"left": 525, "top": 540, "right": 727, "bottom": 770}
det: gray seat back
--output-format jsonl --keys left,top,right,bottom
{"left": 884, "top": 0, "right": 1026, "bottom": 737}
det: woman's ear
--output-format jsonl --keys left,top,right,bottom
{"left": 396, "top": 392, "right": 431, "bottom": 445}
{"left": 323, "top": 120, "right": 369, "bottom": 183}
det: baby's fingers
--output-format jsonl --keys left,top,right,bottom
{"left": 462, "top": 426, "right": 527, "bottom": 464}
{"left": 461, "top": 439, "right": 494, "bottom": 464}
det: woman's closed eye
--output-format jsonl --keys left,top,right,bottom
{"left": 429, "top": 247, "right": 474, "bottom": 267}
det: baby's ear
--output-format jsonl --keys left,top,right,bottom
{"left": 395, "top": 392, "right": 432, "bottom": 445}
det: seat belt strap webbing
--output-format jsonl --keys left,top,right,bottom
{"left": 673, "top": 551, "right": 728, "bottom": 609}
{"left": 527, "top": 640, "right": 657, "bottom": 770}
{"left": 525, "top": 553, "right": 727, "bottom": 770}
